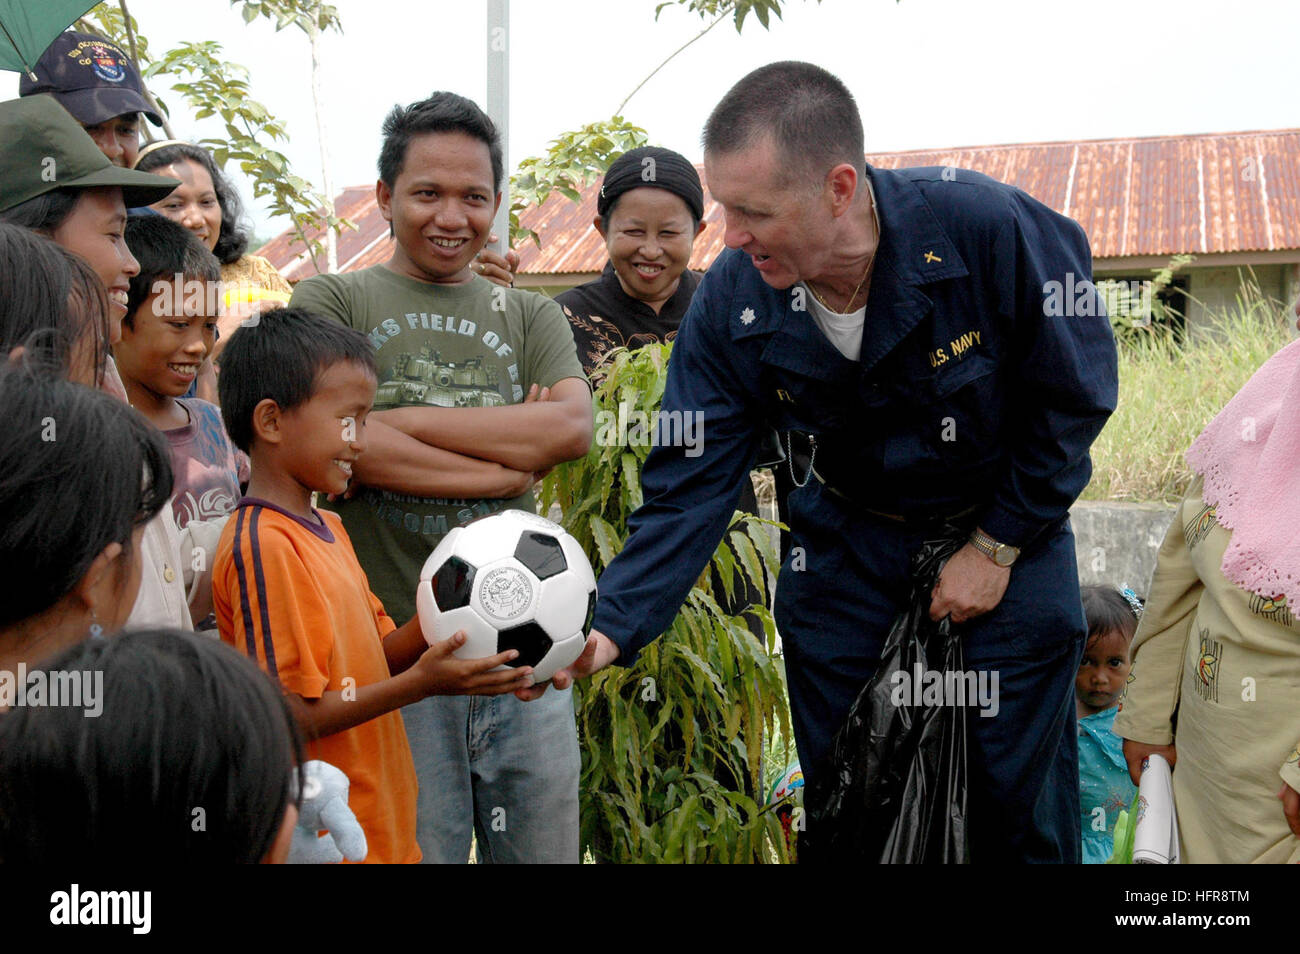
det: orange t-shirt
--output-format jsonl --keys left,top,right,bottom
{"left": 214, "top": 499, "right": 421, "bottom": 864}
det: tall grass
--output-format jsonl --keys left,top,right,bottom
{"left": 1082, "top": 278, "right": 1294, "bottom": 503}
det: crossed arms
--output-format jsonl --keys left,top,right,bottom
{"left": 353, "top": 378, "right": 593, "bottom": 499}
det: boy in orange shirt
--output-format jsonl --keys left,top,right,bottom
{"left": 212, "top": 308, "right": 534, "bottom": 863}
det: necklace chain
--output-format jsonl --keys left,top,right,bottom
{"left": 808, "top": 249, "right": 875, "bottom": 314}
{"left": 808, "top": 185, "right": 882, "bottom": 314}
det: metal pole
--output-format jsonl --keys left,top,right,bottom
{"left": 486, "top": 0, "right": 509, "bottom": 255}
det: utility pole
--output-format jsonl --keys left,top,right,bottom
{"left": 486, "top": 0, "right": 509, "bottom": 256}
{"left": 306, "top": 10, "right": 337, "bottom": 274}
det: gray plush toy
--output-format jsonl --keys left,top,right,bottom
{"left": 288, "top": 760, "right": 368, "bottom": 864}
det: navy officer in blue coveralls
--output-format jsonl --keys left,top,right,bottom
{"left": 520, "top": 61, "right": 1118, "bottom": 863}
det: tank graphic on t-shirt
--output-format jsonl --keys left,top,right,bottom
{"left": 287, "top": 267, "right": 589, "bottom": 622}
{"left": 375, "top": 346, "right": 506, "bottom": 408}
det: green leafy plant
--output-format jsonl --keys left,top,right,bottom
{"left": 76, "top": 1, "right": 352, "bottom": 272}
{"left": 236, "top": 0, "right": 340, "bottom": 31}
{"left": 1101, "top": 254, "right": 1196, "bottom": 347}
{"left": 510, "top": 118, "right": 649, "bottom": 248}
{"left": 538, "top": 344, "right": 792, "bottom": 863}
{"left": 655, "top": 0, "right": 817, "bottom": 32}
{"left": 140, "top": 41, "right": 349, "bottom": 271}
{"left": 229, "top": 1, "right": 347, "bottom": 272}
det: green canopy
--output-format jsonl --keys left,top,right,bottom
{"left": 0, "top": 2, "right": 99, "bottom": 76}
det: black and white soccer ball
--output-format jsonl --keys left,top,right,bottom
{"left": 416, "top": 510, "right": 597, "bottom": 683}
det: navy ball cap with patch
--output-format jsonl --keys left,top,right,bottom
{"left": 19, "top": 31, "right": 162, "bottom": 127}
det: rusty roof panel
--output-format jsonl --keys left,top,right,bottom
{"left": 1067, "top": 142, "right": 1125, "bottom": 257}
{"left": 1269, "top": 132, "right": 1300, "bottom": 249}
{"left": 1203, "top": 138, "right": 1266, "bottom": 254}
{"left": 1129, "top": 140, "right": 1191, "bottom": 256}
{"left": 257, "top": 129, "right": 1300, "bottom": 279}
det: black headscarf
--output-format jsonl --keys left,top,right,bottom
{"left": 597, "top": 146, "right": 704, "bottom": 222}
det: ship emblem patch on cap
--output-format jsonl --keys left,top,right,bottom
{"left": 88, "top": 43, "right": 127, "bottom": 83}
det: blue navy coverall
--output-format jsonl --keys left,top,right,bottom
{"left": 590, "top": 164, "right": 1119, "bottom": 863}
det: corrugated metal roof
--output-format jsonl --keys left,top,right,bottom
{"left": 257, "top": 128, "right": 1300, "bottom": 280}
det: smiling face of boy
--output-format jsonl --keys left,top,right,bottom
{"left": 377, "top": 131, "right": 501, "bottom": 285}
{"left": 114, "top": 275, "right": 217, "bottom": 419}
{"left": 276, "top": 361, "right": 376, "bottom": 499}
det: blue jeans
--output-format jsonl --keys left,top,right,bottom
{"left": 400, "top": 687, "right": 580, "bottom": 864}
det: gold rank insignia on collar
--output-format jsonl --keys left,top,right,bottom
{"left": 924, "top": 251, "right": 942, "bottom": 263}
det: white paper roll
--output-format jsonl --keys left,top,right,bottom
{"left": 1132, "top": 753, "right": 1181, "bottom": 864}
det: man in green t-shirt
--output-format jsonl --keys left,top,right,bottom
{"left": 290, "top": 92, "right": 592, "bottom": 864}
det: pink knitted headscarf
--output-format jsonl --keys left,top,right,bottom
{"left": 1185, "top": 336, "right": 1300, "bottom": 608}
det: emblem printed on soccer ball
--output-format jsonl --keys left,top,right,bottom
{"left": 416, "top": 510, "right": 598, "bottom": 683}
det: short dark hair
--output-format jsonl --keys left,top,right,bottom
{"left": 379, "top": 92, "right": 504, "bottom": 193}
{"left": 0, "top": 187, "right": 82, "bottom": 233}
{"left": 0, "top": 365, "right": 173, "bottom": 627}
{"left": 135, "top": 142, "right": 250, "bottom": 266}
{"left": 124, "top": 213, "right": 222, "bottom": 328}
{"left": 703, "top": 61, "right": 865, "bottom": 189}
{"left": 0, "top": 628, "right": 304, "bottom": 864}
{"left": 218, "top": 306, "right": 377, "bottom": 453}
{"left": 0, "top": 223, "right": 110, "bottom": 386}
{"left": 1081, "top": 584, "right": 1140, "bottom": 646}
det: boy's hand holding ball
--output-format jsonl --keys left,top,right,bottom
{"left": 412, "top": 630, "right": 534, "bottom": 696}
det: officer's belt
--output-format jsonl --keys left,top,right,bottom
{"left": 811, "top": 466, "right": 980, "bottom": 528}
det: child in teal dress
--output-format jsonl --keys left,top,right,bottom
{"left": 1077, "top": 585, "right": 1141, "bottom": 863}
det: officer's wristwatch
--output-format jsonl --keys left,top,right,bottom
{"left": 969, "top": 528, "right": 1020, "bottom": 567}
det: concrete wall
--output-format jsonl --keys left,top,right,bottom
{"left": 755, "top": 487, "right": 1178, "bottom": 601}
{"left": 1069, "top": 500, "right": 1177, "bottom": 600}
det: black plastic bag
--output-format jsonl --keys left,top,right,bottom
{"left": 803, "top": 534, "right": 970, "bottom": 863}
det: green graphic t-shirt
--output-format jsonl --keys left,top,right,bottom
{"left": 290, "top": 266, "right": 587, "bottom": 621}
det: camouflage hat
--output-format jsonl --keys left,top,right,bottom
{"left": 0, "top": 95, "right": 178, "bottom": 214}
{"left": 18, "top": 31, "right": 163, "bottom": 127}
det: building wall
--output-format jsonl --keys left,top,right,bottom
{"left": 1185, "top": 264, "right": 1293, "bottom": 335}
{"left": 1095, "top": 259, "right": 1299, "bottom": 338}
{"left": 515, "top": 274, "right": 598, "bottom": 300}
{"left": 525, "top": 284, "right": 576, "bottom": 301}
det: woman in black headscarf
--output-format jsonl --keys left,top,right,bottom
{"left": 557, "top": 146, "right": 706, "bottom": 373}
